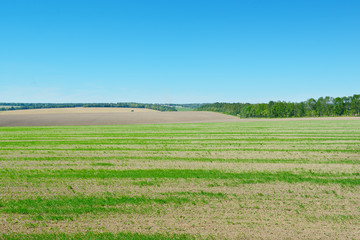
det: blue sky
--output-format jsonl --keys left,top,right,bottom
{"left": 1, "top": 0, "right": 359, "bottom": 103}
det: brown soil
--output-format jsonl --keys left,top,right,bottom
{"left": 0, "top": 110, "right": 242, "bottom": 127}
{"left": 0, "top": 108, "right": 358, "bottom": 127}
{"left": 0, "top": 107, "right": 156, "bottom": 115}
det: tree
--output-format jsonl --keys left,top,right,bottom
{"left": 334, "top": 97, "right": 344, "bottom": 116}
{"left": 306, "top": 98, "right": 316, "bottom": 117}
{"left": 350, "top": 94, "right": 360, "bottom": 116}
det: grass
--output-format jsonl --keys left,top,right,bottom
{"left": 0, "top": 194, "right": 190, "bottom": 220}
{"left": 1, "top": 119, "right": 360, "bottom": 239}
{"left": 2, "top": 169, "right": 360, "bottom": 185}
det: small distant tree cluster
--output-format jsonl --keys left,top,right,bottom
{"left": 84, "top": 103, "right": 176, "bottom": 111}
{"left": 195, "top": 94, "right": 360, "bottom": 118}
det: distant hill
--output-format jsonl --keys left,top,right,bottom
{"left": 0, "top": 102, "right": 177, "bottom": 112}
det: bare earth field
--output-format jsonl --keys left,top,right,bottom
{"left": 0, "top": 107, "right": 358, "bottom": 127}
{"left": 0, "top": 109, "right": 243, "bottom": 127}
{"left": 0, "top": 107, "right": 157, "bottom": 114}
{"left": 0, "top": 119, "right": 360, "bottom": 239}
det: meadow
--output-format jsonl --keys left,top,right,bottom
{"left": 0, "top": 119, "right": 360, "bottom": 239}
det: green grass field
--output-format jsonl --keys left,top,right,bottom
{"left": 1, "top": 119, "right": 360, "bottom": 239}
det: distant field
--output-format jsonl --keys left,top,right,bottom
{"left": 0, "top": 107, "right": 156, "bottom": 114}
{"left": 1, "top": 119, "right": 360, "bottom": 239}
{"left": 0, "top": 109, "right": 243, "bottom": 127}
{"left": 0, "top": 106, "right": 20, "bottom": 109}
{"left": 0, "top": 107, "right": 358, "bottom": 127}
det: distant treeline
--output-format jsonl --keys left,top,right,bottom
{"left": 0, "top": 103, "right": 176, "bottom": 112}
{"left": 196, "top": 94, "right": 360, "bottom": 118}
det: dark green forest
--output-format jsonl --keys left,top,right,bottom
{"left": 196, "top": 94, "right": 360, "bottom": 118}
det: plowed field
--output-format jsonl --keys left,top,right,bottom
{"left": 0, "top": 108, "right": 243, "bottom": 126}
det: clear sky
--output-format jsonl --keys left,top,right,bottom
{"left": 1, "top": 0, "right": 359, "bottom": 103}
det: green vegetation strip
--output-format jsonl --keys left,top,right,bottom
{"left": 0, "top": 191, "right": 225, "bottom": 221}
{"left": 1, "top": 148, "right": 359, "bottom": 154}
{"left": 2, "top": 169, "right": 359, "bottom": 185}
{"left": 2, "top": 156, "right": 360, "bottom": 164}
{"left": 0, "top": 195, "right": 190, "bottom": 220}
{"left": 2, "top": 137, "right": 360, "bottom": 144}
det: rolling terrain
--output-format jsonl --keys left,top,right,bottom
{"left": 0, "top": 108, "right": 243, "bottom": 127}
{"left": 0, "top": 107, "right": 358, "bottom": 127}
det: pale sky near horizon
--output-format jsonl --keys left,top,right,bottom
{"left": 1, "top": 0, "right": 359, "bottom": 103}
